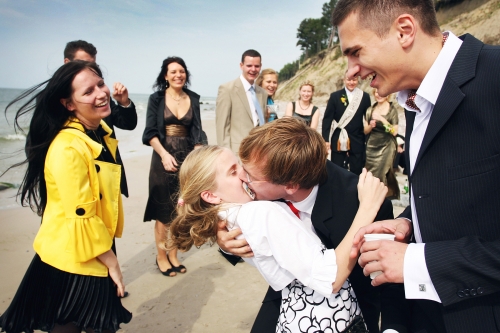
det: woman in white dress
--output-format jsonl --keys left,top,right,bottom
{"left": 169, "top": 146, "right": 387, "bottom": 333}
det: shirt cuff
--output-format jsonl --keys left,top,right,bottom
{"left": 118, "top": 99, "right": 132, "bottom": 108}
{"left": 403, "top": 243, "right": 442, "bottom": 303}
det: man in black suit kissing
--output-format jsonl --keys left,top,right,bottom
{"left": 217, "top": 117, "right": 394, "bottom": 333}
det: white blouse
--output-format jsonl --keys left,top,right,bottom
{"left": 219, "top": 201, "right": 337, "bottom": 298}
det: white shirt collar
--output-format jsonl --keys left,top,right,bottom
{"left": 397, "top": 31, "right": 463, "bottom": 111}
{"left": 240, "top": 74, "right": 255, "bottom": 91}
{"left": 289, "top": 185, "right": 318, "bottom": 216}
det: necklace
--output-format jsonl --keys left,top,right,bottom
{"left": 167, "top": 90, "right": 184, "bottom": 105}
{"left": 298, "top": 100, "right": 310, "bottom": 111}
{"left": 92, "top": 130, "right": 107, "bottom": 152}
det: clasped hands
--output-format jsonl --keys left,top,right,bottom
{"left": 351, "top": 218, "right": 412, "bottom": 286}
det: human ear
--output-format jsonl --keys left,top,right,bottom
{"left": 60, "top": 98, "right": 75, "bottom": 111}
{"left": 284, "top": 183, "right": 300, "bottom": 195}
{"left": 200, "top": 190, "right": 220, "bottom": 205}
{"left": 63, "top": 58, "right": 71, "bottom": 64}
{"left": 394, "top": 14, "right": 416, "bottom": 48}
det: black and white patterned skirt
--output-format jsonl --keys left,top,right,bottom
{"left": 277, "top": 279, "right": 364, "bottom": 333}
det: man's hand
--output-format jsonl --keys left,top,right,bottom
{"left": 325, "top": 142, "right": 331, "bottom": 151}
{"left": 112, "top": 82, "right": 129, "bottom": 106}
{"left": 350, "top": 218, "right": 412, "bottom": 258}
{"left": 358, "top": 239, "right": 408, "bottom": 286}
{"left": 217, "top": 220, "right": 254, "bottom": 257}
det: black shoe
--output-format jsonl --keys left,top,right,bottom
{"left": 156, "top": 259, "right": 176, "bottom": 277}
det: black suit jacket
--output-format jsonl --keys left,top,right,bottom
{"left": 399, "top": 34, "right": 500, "bottom": 332}
{"left": 322, "top": 88, "right": 371, "bottom": 154}
{"left": 255, "top": 161, "right": 394, "bottom": 333}
{"left": 103, "top": 99, "right": 137, "bottom": 197}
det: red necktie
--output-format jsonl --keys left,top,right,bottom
{"left": 285, "top": 201, "right": 301, "bottom": 219}
{"left": 405, "top": 33, "right": 449, "bottom": 112}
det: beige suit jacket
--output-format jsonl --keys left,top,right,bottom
{"left": 215, "top": 77, "right": 268, "bottom": 153}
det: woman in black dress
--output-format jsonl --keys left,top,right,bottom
{"left": 142, "top": 57, "right": 203, "bottom": 276}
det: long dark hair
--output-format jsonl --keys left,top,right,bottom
{"left": 4, "top": 61, "right": 103, "bottom": 215}
{"left": 152, "top": 56, "right": 191, "bottom": 92}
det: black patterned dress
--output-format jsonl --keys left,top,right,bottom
{"left": 143, "top": 104, "right": 194, "bottom": 224}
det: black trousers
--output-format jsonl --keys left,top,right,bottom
{"left": 331, "top": 150, "right": 365, "bottom": 176}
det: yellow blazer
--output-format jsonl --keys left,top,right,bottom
{"left": 33, "top": 118, "right": 124, "bottom": 277}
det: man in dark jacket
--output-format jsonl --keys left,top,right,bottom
{"left": 322, "top": 73, "right": 371, "bottom": 175}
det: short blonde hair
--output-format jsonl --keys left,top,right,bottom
{"left": 169, "top": 146, "right": 225, "bottom": 251}
{"left": 239, "top": 117, "right": 327, "bottom": 189}
{"left": 298, "top": 80, "right": 315, "bottom": 102}
{"left": 256, "top": 68, "right": 278, "bottom": 87}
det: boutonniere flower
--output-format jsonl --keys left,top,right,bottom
{"left": 340, "top": 94, "right": 348, "bottom": 106}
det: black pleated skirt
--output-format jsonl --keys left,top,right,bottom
{"left": 0, "top": 254, "right": 132, "bottom": 333}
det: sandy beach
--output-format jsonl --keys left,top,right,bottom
{"left": 0, "top": 115, "right": 405, "bottom": 333}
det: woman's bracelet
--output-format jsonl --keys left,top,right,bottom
{"left": 383, "top": 124, "right": 395, "bottom": 134}
{"left": 161, "top": 152, "right": 169, "bottom": 161}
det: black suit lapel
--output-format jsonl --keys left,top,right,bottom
{"left": 311, "top": 178, "right": 333, "bottom": 243}
{"left": 413, "top": 34, "right": 482, "bottom": 172}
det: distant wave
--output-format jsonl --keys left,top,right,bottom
{"left": 0, "top": 134, "right": 26, "bottom": 141}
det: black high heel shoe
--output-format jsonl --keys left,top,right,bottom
{"left": 167, "top": 255, "right": 187, "bottom": 274}
{"left": 156, "top": 258, "right": 176, "bottom": 277}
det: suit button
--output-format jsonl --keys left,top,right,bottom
{"left": 457, "top": 291, "right": 465, "bottom": 298}
{"left": 99, "top": 193, "right": 103, "bottom": 200}
{"left": 477, "top": 287, "right": 484, "bottom": 294}
{"left": 463, "top": 289, "right": 470, "bottom": 296}
{"left": 95, "top": 164, "right": 100, "bottom": 172}
{"left": 470, "top": 288, "right": 477, "bottom": 296}
{"left": 76, "top": 208, "right": 85, "bottom": 216}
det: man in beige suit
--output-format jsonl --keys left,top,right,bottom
{"left": 216, "top": 49, "right": 268, "bottom": 153}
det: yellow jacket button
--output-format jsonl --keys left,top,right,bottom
{"left": 76, "top": 208, "right": 85, "bottom": 216}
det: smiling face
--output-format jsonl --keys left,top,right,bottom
{"left": 240, "top": 56, "right": 262, "bottom": 85}
{"left": 165, "top": 62, "right": 187, "bottom": 89}
{"left": 344, "top": 75, "right": 359, "bottom": 92}
{"left": 338, "top": 12, "right": 407, "bottom": 97}
{"left": 261, "top": 74, "right": 278, "bottom": 97}
{"left": 63, "top": 68, "right": 110, "bottom": 129}
{"left": 374, "top": 90, "right": 389, "bottom": 103}
{"left": 211, "top": 148, "right": 254, "bottom": 204}
{"left": 239, "top": 159, "right": 287, "bottom": 201}
{"left": 299, "top": 85, "right": 313, "bottom": 102}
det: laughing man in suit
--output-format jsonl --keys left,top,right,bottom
{"left": 216, "top": 49, "right": 267, "bottom": 154}
{"left": 218, "top": 117, "right": 394, "bottom": 333}
{"left": 322, "top": 72, "right": 371, "bottom": 175}
{"left": 333, "top": 0, "right": 500, "bottom": 332}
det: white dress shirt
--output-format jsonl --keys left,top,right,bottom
{"left": 345, "top": 86, "right": 358, "bottom": 102}
{"left": 396, "top": 31, "right": 463, "bottom": 303}
{"left": 220, "top": 189, "right": 341, "bottom": 298}
{"left": 240, "top": 75, "right": 259, "bottom": 126}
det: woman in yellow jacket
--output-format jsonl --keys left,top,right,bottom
{"left": 0, "top": 61, "right": 131, "bottom": 332}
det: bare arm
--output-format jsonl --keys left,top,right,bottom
{"left": 309, "top": 107, "right": 321, "bottom": 130}
{"left": 332, "top": 169, "right": 387, "bottom": 292}
{"left": 97, "top": 250, "right": 125, "bottom": 297}
{"left": 284, "top": 102, "right": 294, "bottom": 117}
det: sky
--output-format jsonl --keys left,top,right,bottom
{"left": 0, "top": 0, "right": 327, "bottom": 97}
